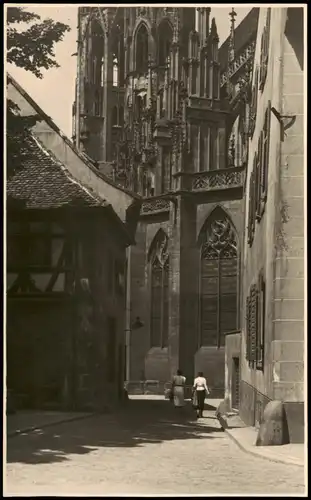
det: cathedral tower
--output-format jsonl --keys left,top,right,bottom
{"left": 73, "top": 7, "right": 258, "bottom": 392}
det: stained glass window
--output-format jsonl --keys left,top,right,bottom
{"left": 200, "top": 210, "right": 239, "bottom": 347}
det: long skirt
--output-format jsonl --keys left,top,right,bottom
{"left": 197, "top": 390, "right": 206, "bottom": 411}
{"left": 173, "top": 386, "right": 185, "bottom": 407}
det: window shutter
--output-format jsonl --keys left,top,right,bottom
{"left": 246, "top": 295, "right": 251, "bottom": 361}
{"left": 247, "top": 172, "right": 255, "bottom": 247}
{"left": 247, "top": 184, "right": 252, "bottom": 246}
{"left": 255, "top": 144, "right": 260, "bottom": 221}
{"left": 256, "top": 285, "right": 262, "bottom": 368}
{"left": 261, "top": 101, "right": 271, "bottom": 215}
{"left": 256, "top": 273, "right": 266, "bottom": 370}
{"left": 250, "top": 285, "right": 257, "bottom": 362}
{"left": 251, "top": 171, "right": 256, "bottom": 243}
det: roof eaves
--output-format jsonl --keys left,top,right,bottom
{"left": 7, "top": 73, "right": 141, "bottom": 202}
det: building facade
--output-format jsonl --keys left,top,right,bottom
{"left": 6, "top": 76, "right": 141, "bottom": 411}
{"left": 224, "top": 7, "right": 305, "bottom": 443}
{"left": 72, "top": 7, "right": 260, "bottom": 395}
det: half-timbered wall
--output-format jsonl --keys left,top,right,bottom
{"left": 6, "top": 211, "right": 128, "bottom": 411}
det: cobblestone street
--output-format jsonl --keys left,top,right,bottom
{"left": 5, "top": 397, "right": 305, "bottom": 496}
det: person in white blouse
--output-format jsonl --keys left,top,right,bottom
{"left": 192, "top": 371, "right": 210, "bottom": 418}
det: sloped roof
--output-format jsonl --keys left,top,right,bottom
{"left": 219, "top": 8, "right": 259, "bottom": 70}
{"left": 7, "top": 134, "right": 108, "bottom": 210}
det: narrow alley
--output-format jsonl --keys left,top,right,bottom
{"left": 5, "top": 397, "right": 305, "bottom": 496}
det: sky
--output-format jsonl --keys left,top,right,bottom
{"left": 7, "top": 5, "right": 251, "bottom": 138}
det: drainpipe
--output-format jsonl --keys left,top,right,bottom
{"left": 125, "top": 245, "right": 132, "bottom": 383}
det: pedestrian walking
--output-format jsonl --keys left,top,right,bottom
{"left": 171, "top": 369, "right": 186, "bottom": 408}
{"left": 192, "top": 371, "right": 210, "bottom": 418}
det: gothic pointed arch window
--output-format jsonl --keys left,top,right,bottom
{"left": 149, "top": 230, "right": 169, "bottom": 348}
{"left": 113, "top": 56, "right": 119, "bottom": 87}
{"left": 136, "top": 24, "right": 149, "bottom": 74}
{"left": 199, "top": 208, "right": 239, "bottom": 347}
{"left": 158, "top": 21, "right": 173, "bottom": 67}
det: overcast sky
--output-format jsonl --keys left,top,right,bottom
{"left": 7, "top": 5, "right": 251, "bottom": 137}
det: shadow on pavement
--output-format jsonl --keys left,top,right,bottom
{"left": 6, "top": 398, "right": 223, "bottom": 465}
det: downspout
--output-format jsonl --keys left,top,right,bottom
{"left": 125, "top": 245, "right": 132, "bottom": 383}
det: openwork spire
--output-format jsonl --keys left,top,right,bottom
{"left": 228, "top": 7, "right": 237, "bottom": 63}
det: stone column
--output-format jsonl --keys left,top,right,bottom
{"left": 168, "top": 197, "right": 199, "bottom": 383}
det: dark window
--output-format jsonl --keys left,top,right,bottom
{"left": 200, "top": 210, "right": 239, "bottom": 347}
{"left": 150, "top": 230, "right": 169, "bottom": 348}
{"left": 28, "top": 237, "right": 51, "bottom": 267}
{"left": 136, "top": 24, "right": 149, "bottom": 74}
{"left": 7, "top": 223, "right": 52, "bottom": 269}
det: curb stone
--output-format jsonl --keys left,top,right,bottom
{"left": 222, "top": 425, "right": 304, "bottom": 468}
{"left": 7, "top": 412, "right": 97, "bottom": 438}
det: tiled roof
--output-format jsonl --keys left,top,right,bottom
{"left": 219, "top": 8, "right": 259, "bottom": 70}
{"left": 7, "top": 134, "right": 108, "bottom": 210}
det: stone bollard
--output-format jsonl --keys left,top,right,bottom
{"left": 256, "top": 400, "right": 290, "bottom": 446}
